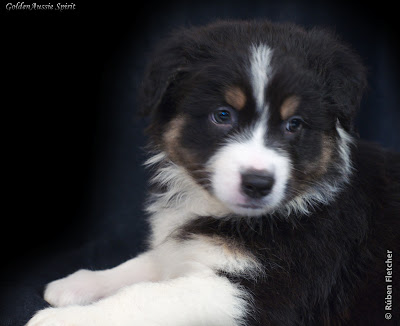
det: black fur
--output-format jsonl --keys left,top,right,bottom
{"left": 178, "top": 141, "right": 400, "bottom": 325}
{"left": 141, "top": 20, "right": 400, "bottom": 325}
{"left": 140, "top": 20, "right": 366, "bottom": 135}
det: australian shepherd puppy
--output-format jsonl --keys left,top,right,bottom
{"left": 28, "top": 20, "right": 399, "bottom": 326}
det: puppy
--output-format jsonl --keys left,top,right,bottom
{"left": 27, "top": 20, "right": 399, "bottom": 326}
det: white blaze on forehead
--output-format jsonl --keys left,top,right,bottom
{"left": 249, "top": 44, "right": 273, "bottom": 111}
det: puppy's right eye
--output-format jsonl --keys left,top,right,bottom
{"left": 285, "top": 116, "right": 304, "bottom": 133}
{"left": 210, "top": 107, "right": 237, "bottom": 125}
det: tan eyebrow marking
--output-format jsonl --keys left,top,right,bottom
{"left": 280, "top": 96, "right": 300, "bottom": 120}
{"left": 224, "top": 87, "right": 247, "bottom": 111}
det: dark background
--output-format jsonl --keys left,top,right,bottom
{"left": 1, "top": 1, "right": 399, "bottom": 325}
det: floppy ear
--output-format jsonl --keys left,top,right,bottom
{"left": 328, "top": 44, "right": 367, "bottom": 133}
{"left": 139, "top": 35, "right": 188, "bottom": 119}
{"left": 309, "top": 29, "right": 367, "bottom": 133}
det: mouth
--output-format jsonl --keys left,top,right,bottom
{"left": 227, "top": 201, "right": 269, "bottom": 216}
{"left": 237, "top": 203, "right": 265, "bottom": 210}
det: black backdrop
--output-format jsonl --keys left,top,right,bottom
{"left": 2, "top": 1, "right": 399, "bottom": 325}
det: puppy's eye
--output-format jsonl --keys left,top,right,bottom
{"left": 285, "top": 116, "right": 303, "bottom": 133}
{"left": 210, "top": 107, "right": 237, "bottom": 125}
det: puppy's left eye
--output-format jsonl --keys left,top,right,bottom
{"left": 210, "top": 107, "right": 237, "bottom": 125}
{"left": 285, "top": 116, "right": 304, "bottom": 133}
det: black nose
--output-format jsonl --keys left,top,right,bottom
{"left": 241, "top": 170, "right": 274, "bottom": 199}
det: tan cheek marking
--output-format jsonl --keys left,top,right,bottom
{"left": 163, "top": 116, "right": 185, "bottom": 162}
{"left": 303, "top": 135, "right": 333, "bottom": 176}
{"left": 319, "top": 135, "right": 333, "bottom": 173}
{"left": 280, "top": 96, "right": 300, "bottom": 120}
{"left": 163, "top": 116, "right": 199, "bottom": 173}
{"left": 225, "top": 87, "right": 246, "bottom": 111}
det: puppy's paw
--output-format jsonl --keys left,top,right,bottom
{"left": 45, "top": 269, "right": 106, "bottom": 307}
{"left": 26, "top": 306, "right": 96, "bottom": 326}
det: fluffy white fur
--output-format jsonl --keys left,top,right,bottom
{"left": 30, "top": 273, "right": 250, "bottom": 326}
{"left": 144, "top": 152, "right": 231, "bottom": 246}
{"left": 30, "top": 232, "right": 256, "bottom": 326}
{"left": 28, "top": 152, "right": 261, "bottom": 326}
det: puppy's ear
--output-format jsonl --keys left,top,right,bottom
{"left": 310, "top": 29, "right": 368, "bottom": 133}
{"left": 139, "top": 34, "right": 188, "bottom": 119}
{"left": 330, "top": 45, "right": 367, "bottom": 133}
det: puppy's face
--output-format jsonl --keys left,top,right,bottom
{"left": 142, "top": 21, "right": 366, "bottom": 216}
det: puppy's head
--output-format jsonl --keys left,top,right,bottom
{"left": 141, "top": 21, "right": 366, "bottom": 217}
